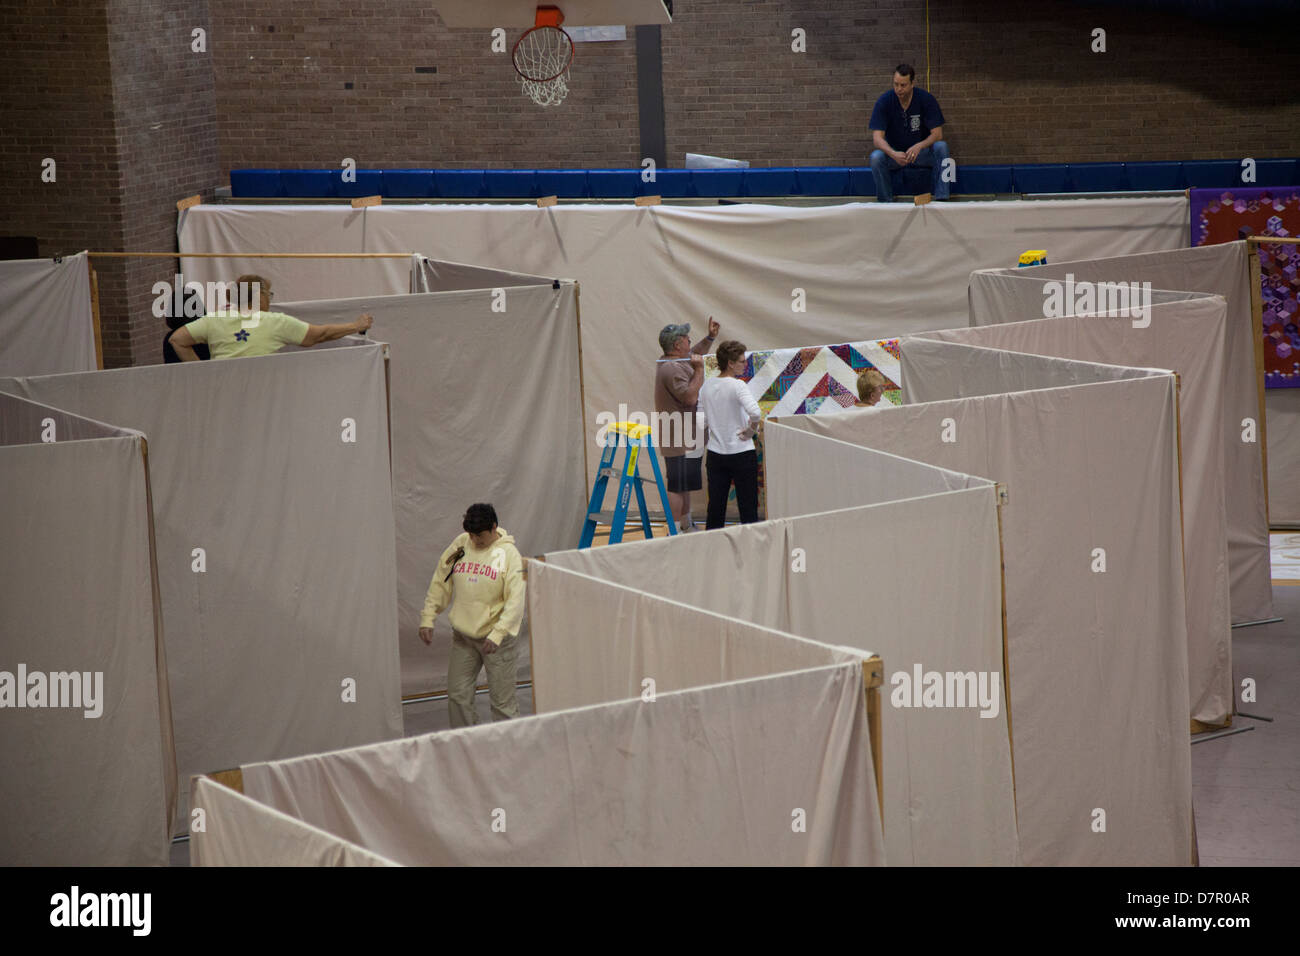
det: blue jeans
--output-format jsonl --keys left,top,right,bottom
{"left": 869, "top": 141, "right": 950, "bottom": 202}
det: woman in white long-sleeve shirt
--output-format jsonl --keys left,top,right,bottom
{"left": 698, "top": 340, "right": 763, "bottom": 529}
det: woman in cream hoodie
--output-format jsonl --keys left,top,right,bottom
{"left": 419, "top": 503, "right": 525, "bottom": 728}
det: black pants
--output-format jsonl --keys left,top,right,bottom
{"left": 706, "top": 449, "right": 759, "bottom": 529}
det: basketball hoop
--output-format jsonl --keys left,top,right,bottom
{"left": 513, "top": 6, "right": 574, "bottom": 107}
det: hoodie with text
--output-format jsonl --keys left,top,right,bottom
{"left": 420, "top": 529, "right": 524, "bottom": 645}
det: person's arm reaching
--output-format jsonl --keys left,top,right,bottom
{"left": 674, "top": 316, "right": 720, "bottom": 404}
{"left": 690, "top": 316, "right": 721, "bottom": 355}
{"left": 300, "top": 313, "right": 374, "bottom": 348}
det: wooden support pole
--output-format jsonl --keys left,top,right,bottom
{"left": 85, "top": 251, "right": 413, "bottom": 259}
{"left": 994, "top": 483, "right": 1016, "bottom": 804}
{"left": 862, "top": 655, "right": 884, "bottom": 829}
{"left": 1247, "top": 245, "right": 1271, "bottom": 521}
{"left": 574, "top": 282, "right": 591, "bottom": 502}
{"left": 527, "top": 555, "right": 544, "bottom": 716}
{"left": 86, "top": 258, "right": 104, "bottom": 370}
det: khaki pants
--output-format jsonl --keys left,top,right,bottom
{"left": 447, "top": 630, "right": 519, "bottom": 728}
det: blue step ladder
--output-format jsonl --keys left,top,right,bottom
{"left": 579, "top": 421, "right": 678, "bottom": 548}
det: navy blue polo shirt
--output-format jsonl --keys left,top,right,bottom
{"left": 869, "top": 87, "right": 945, "bottom": 151}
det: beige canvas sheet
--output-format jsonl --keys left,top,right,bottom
{"left": 968, "top": 241, "right": 1272, "bottom": 623}
{"left": 763, "top": 422, "right": 994, "bottom": 515}
{"left": 237, "top": 581, "right": 884, "bottom": 866}
{"left": 0, "top": 343, "right": 402, "bottom": 834}
{"left": 781, "top": 368, "right": 1193, "bottom": 865}
{"left": 408, "top": 255, "right": 556, "bottom": 293}
{"left": 0, "top": 252, "right": 96, "bottom": 377}
{"left": 190, "top": 776, "right": 398, "bottom": 867}
{"left": 544, "top": 462, "right": 1018, "bottom": 866}
{"left": 281, "top": 284, "right": 586, "bottom": 695}
{"left": 528, "top": 562, "right": 862, "bottom": 713}
{"left": 910, "top": 297, "right": 1234, "bottom": 725}
{"left": 775, "top": 486, "right": 1017, "bottom": 866}
{"left": 0, "top": 393, "right": 175, "bottom": 864}
{"left": 179, "top": 198, "right": 1189, "bottom": 492}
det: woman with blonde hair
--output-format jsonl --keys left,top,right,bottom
{"left": 856, "top": 368, "right": 888, "bottom": 406}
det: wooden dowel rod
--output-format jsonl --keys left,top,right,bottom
{"left": 1246, "top": 236, "right": 1300, "bottom": 245}
{"left": 85, "top": 251, "right": 414, "bottom": 259}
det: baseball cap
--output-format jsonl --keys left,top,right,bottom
{"left": 658, "top": 323, "right": 691, "bottom": 353}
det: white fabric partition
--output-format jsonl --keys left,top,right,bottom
{"left": 781, "top": 365, "right": 1194, "bottom": 866}
{"left": 529, "top": 563, "right": 852, "bottom": 713}
{"left": 409, "top": 255, "right": 553, "bottom": 293}
{"left": 911, "top": 298, "right": 1234, "bottom": 726}
{"left": 190, "top": 776, "right": 397, "bottom": 867}
{"left": 1267, "top": 388, "right": 1300, "bottom": 526}
{"left": 764, "top": 423, "right": 993, "bottom": 513}
{"left": 0, "top": 252, "right": 96, "bottom": 376}
{"left": 544, "top": 458, "right": 1018, "bottom": 866}
{"left": 0, "top": 343, "right": 402, "bottom": 832}
{"left": 280, "top": 282, "right": 586, "bottom": 695}
{"left": 222, "top": 572, "right": 883, "bottom": 867}
{"left": 968, "top": 242, "right": 1272, "bottom": 623}
{"left": 777, "top": 489, "right": 1017, "bottom": 866}
{"left": 1, "top": 394, "right": 174, "bottom": 865}
{"left": 180, "top": 198, "right": 1188, "bottom": 490}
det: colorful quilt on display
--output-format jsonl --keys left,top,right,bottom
{"left": 701, "top": 339, "right": 901, "bottom": 516}
{"left": 703, "top": 339, "right": 903, "bottom": 413}
{"left": 1190, "top": 186, "right": 1300, "bottom": 389}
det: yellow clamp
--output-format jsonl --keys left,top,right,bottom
{"left": 610, "top": 421, "right": 652, "bottom": 440}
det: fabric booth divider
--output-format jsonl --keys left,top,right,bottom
{"left": 780, "top": 349, "right": 1193, "bottom": 866}
{"left": 0, "top": 341, "right": 402, "bottom": 835}
{"left": 542, "top": 439, "right": 1018, "bottom": 867}
{"left": 179, "top": 198, "right": 1190, "bottom": 496}
{"left": 967, "top": 241, "right": 1272, "bottom": 623}
{"left": 193, "top": 572, "right": 885, "bottom": 866}
{"left": 0, "top": 393, "right": 175, "bottom": 864}
{"left": 911, "top": 297, "right": 1235, "bottom": 728}
{"left": 279, "top": 276, "right": 586, "bottom": 697}
{"left": 0, "top": 252, "right": 97, "bottom": 377}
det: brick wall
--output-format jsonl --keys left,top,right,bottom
{"left": 106, "top": 0, "right": 220, "bottom": 367}
{"left": 210, "top": 2, "right": 641, "bottom": 171}
{"left": 0, "top": 3, "right": 124, "bottom": 358}
{"left": 4, "top": 1, "right": 1298, "bottom": 367}
{"left": 210, "top": 0, "right": 1300, "bottom": 171}
{"left": 0, "top": 0, "right": 219, "bottom": 368}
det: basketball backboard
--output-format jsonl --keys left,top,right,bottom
{"left": 435, "top": 1, "right": 672, "bottom": 28}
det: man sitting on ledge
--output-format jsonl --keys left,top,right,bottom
{"left": 868, "top": 63, "right": 950, "bottom": 203}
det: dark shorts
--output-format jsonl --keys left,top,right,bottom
{"left": 664, "top": 454, "right": 703, "bottom": 493}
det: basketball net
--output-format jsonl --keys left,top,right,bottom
{"left": 513, "top": 7, "right": 573, "bottom": 107}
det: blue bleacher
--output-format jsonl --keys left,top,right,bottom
{"left": 230, "top": 158, "right": 1299, "bottom": 201}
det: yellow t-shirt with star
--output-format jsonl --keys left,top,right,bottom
{"left": 183, "top": 310, "right": 310, "bottom": 360}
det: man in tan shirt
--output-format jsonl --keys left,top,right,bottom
{"left": 654, "top": 317, "right": 720, "bottom": 532}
